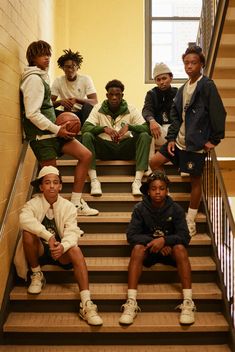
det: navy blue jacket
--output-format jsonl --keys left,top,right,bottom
{"left": 142, "top": 86, "right": 178, "bottom": 125}
{"left": 127, "top": 196, "right": 190, "bottom": 247}
{"left": 166, "top": 76, "right": 226, "bottom": 151}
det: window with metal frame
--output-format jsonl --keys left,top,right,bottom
{"left": 145, "top": 0, "right": 202, "bottom": 83}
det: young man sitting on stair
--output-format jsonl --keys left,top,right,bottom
{"left": 81, "top": 79, "right": 152, "bottom": 196}
{"left": 119, "top": 171, "right": 195, "bottom": 326}
{"left": 16, "top": 166, "right": 103, "bottom": 326}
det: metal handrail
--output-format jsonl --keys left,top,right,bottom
{"left": 0, "top": 140, "right": 29, "bottom": 240}
{"left": 203, "top": 150, "right": 235, "bottom": 334}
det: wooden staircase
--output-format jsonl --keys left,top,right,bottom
{"left": 1, "top": 158, "right": 232, "bottom": 351}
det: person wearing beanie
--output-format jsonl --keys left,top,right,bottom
{"left": 15, "top": 166, "right": 103, "bottom": 326}
{"left": 150, "top": 46, "right": 226, "bottom": 237}
{"left": 119, "top": 171, "right": 195, "bottom": 326}
{"left": 142, "top": 62, "right": 178, "bottom": 172}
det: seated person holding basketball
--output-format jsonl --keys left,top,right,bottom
{"left": 81, "top": 79, "right": 152, "bottom": 196}
{"left": 51, "top": 49, "right": 98, "bottom": 126}
{"left": 14, "top": 166, "right": 103, "bottom": 326}
{"left": 119, "top": 171, "right": 195, "bottom": 326}
{"left": 20, "top": 40, "right": 98, "bottom": 216}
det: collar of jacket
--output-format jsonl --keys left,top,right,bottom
{"left": 99, "top": 99, "right": 129, "bottom": 119}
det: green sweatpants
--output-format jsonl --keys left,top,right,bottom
{"left": 82, "top": 132, "right": 151, "bottom": 170}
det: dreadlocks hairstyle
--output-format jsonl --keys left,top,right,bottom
{"left": 182, "top": 45, "right": 206, "bottom": 68}
{"left": 57, "top": 49, "right": 83, "bottom": 69}
{"left": 105, "top": 79, "right": 125, "bottom": 92}
{"left": 26, "top": 40, "right": 52, "bottom": 66}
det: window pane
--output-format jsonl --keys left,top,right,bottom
{"left": 151, "top": 20, "right": 200, "bottom": 79}
{"left": 152, "top": 0, "right": 202, "bottom": 17}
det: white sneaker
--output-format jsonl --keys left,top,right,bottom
{"left": 144, "top": 167, "right": 152, "bottom": 177}
{"left": 180, "top": 172, "right": 190, "bottom": 177}
{"left": 90, "top": 178, "right": 102, "bottom": 196}
{"left": 27, "top": 271, "right": 45, "bottom": 295}
{"left": 76, "top": 199, "right": 99, "bottom": 216}
{"left": 186, "top": 217, "right": 197, "bottom": 237}
{"left": 79, "top": 300, "right": 103, "bottom": 326}
{"left": 132, "top": 180, "right": 142, "bottom": 196}
{"left": 119, "top": 298, "right": 141, "bottom": 325}
{"left": 177, "top": 299, "right": 196, "bottom": 325}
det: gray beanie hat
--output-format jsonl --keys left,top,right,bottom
{"left": 153, "top": 62, "right": 172, "bottom": 79}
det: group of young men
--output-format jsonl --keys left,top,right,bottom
{"left": 15, "top": 40, "right": 226, "bottom": 327}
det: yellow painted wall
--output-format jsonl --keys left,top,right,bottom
{"left": 53, "top": 0, "right": 155, "bottom": 110}
{"left": 0, "top": 0, "right": 55, "bottom": 309}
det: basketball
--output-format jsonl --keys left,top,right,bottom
{"left": 55, "top": 112, "right": 81, "bottom": 135}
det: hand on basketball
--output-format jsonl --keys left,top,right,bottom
{"left": 57, "top": 123, "right": 76, "bottom": 139}
{"left": 167, "top": 141, "right": 175, "bottom": 156}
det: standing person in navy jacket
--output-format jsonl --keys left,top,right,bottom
{"left": 119, "top": 171, "right": 195, "bottom": 326}
{"left": 150, "top": 46, "right": 226, "bottom": 236}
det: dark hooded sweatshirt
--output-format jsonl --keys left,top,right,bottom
{"left": 127, "top": 195, "right": 190, "bottom": 247}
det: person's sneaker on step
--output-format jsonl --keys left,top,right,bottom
{"left": 27, "top": 271, "right": 46, "bottom": 295}
{"left": 119, "top": 298, "right": 141, "bottom": 325}
{"left": 177, "top": 298, "right": 196, "bottom": 325}
{"left": 186, "top": 216, "right": 197, "bottom": 237}
{"left": 90, "top": 178, "right": 102, "bottom": 196}
{"left": 75, "top": 199, "right": 99, "bottom": 216}
{"left": 132, "top": 179, "right": 142, "bottom": 196}
{"left": 79, "top": 300, "right": 103, "bottom": 326}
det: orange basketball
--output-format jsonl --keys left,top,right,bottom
{"left": 55, "top": 112, "right": 81, "bottom": 135}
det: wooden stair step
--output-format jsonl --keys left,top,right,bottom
{"left": 57, "top": 159, "right": 136, "bottom": 166}
{"left": 62, "top": 175, "right": 190, "bottom": 183}
{"left": 41, "top": 256, "right": 215, "bottom": 272}
{"left": 78, "top": 233, "right": 211, "bottom": 246}
{"left": 0, "top": 346, "right": 231, "bottom": 352}
{"left": 77, "top": 212, "right": 206, "bottom": 223}
{"left": 10, "top": 282, "right": 222, "bottom": 301}
{"left": 63, "top": 193, "right": 190, "bottom": 202}
{"left": 4, "top": 312, "right": 229, "bottom": 333}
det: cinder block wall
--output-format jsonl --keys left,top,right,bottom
{"left": 0, "top": 0, "right": 55, "bottom": 308}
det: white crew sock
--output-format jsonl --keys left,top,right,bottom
{"left": 187, "top": 207, "right": 198, "bottom": 221}
{"left": 80, "top": 289, "right": 91, "bottom": 306}
{"left": 127, "top": 289, "right": 137, "bottom": 301}
{"left": 183, "top": 288, "right": 192, "bottom": 301}
{"left": 31, "top": 265, "right": 41, "bottom": 273}
{"left": 134, "top": 171, "right": 144, "bottom": 181}
{"left": 88, "top": 169, "right": 98, "bottom": 181}
{"left": 71, "top": 192, "right": 82, "bottom": 205}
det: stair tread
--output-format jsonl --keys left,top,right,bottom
{"left": 41, "top": 256, "right": 215, "bottom": 271}
{"left": 0, "top": 345, "right": 231, "bottom": 352}
{"left": 63, "top": 192, "right": 191, "bottom": 201}
{"left": 4, "top": 312, "right": 229, "bottom": 333}
{"left": 10, "top": 282, "right": 222, "bottom": 300}
{"left": 77, "top": 212, "right": 206, "bottom": 223}
{"left": 63, "top": 175, "right": 189, "bottom": 183}
{"left": 78, "top": 232, "right": 211, "bottom": 245}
